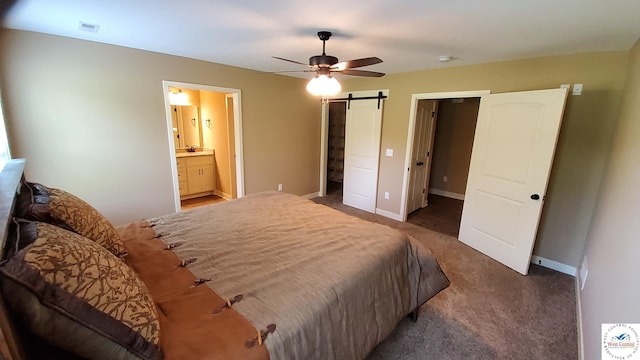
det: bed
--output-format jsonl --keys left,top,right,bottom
{"left": 0, "top": 159, "right": 449, "bottom": 360}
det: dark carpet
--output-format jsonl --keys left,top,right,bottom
{"left": 312, "top": 192, "right": 578, "bottom": 360}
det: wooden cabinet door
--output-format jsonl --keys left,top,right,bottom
{"left": 186, "top": 167, "right": 205, "bottom": 194}
{"left": 186, "top": 165, "right": 214, "bottom": 194}
{"left": 177, "top": 166, "right": 188, "bottom": 196}
{"left": 200, "top": 165, "right": 215, "bottom": 192}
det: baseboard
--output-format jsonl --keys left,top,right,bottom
{"left": 575, "top": 275, "right": 585, "bottom": 360}
{"left": 375, "top": 208, "right": 403, "bottom": 221}
{"left": 301, "top": 191, "right": 320, "bottom": 199}
{"left": 428, "top": 188, "right": 465, "bottom": 200}
{"left": 180, "top": 191, "right": 214, "bottom": 200}
{"left": 214, "top": 190, "right": 233, "bottom": 201}
{"left": 530, "top": 255, "right": 577, "bottom": 276}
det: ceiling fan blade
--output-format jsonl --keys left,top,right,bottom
{"left": 272, "top": 56, "right": 309, "bottom": 66}
{"left": 340, "top": 69, "right": 386, "bottom": 77}
{"left": 264, "top": 70, "right": 314, "bottom": 73}
{"left": 332, "top": 57, "right": 383, "bottom": 70}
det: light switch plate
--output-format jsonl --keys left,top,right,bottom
{"left": 385, "top": 149, "right": 394, "bottom": 157}
{"left": 572, "top": 84, "right": 583, "bottom": 96}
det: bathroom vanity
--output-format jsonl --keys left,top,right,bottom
{"left": 176, "top": 151, "right": 215, "bottom": 199}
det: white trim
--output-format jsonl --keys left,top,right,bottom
{"left": 319, "top": 103, "right": 329, "bottom": 197}
{"left": 575, "top": 276, "right": 584, "bottom": 360}
{"left": 375, "top": 208, "right": 403, "bottom": 221}
{"left": 225, "top": 94, "right": 238, "bottom": 199}
{"left": 429, "top": 188, "right": 466, "bottom": 200}
{"left": 400, "top": 90, "right": 490, "bottom": 221}
{"left": 530, "top": 255, "right": 577, "bottom": 276}
{"left": 301, "top": 191, "right": 320, "bottom": 200}
{"left": 162, "top": 81, "right": 244, "bottom": 213}
{"left": 214, "top": 190, "right": 233, "bottom": 201}
{"left": 318, "top": 89, "right": 390, "bottom": 201}
{"left": 231, "top": 91, "right": 245, "bottom": 198}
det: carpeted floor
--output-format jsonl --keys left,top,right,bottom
{"left": 312, "top": 193, "right": 578, "bottom": 360}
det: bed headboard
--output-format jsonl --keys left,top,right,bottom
{"left": 0, "top": 158, "right": 27, "bottom": 359}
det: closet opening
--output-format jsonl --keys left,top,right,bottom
{"left": 326, "top": 101, "right": 347, "bottom": 200}
{"left": 406, "top": 97, "right": 480, "bottom": 237}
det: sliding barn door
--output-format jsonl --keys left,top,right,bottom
{"left": 459, "top": 88, "right": 567, "bottom": 275}
{"left": 343, "top": 99, "right": 383, "bottom": 213}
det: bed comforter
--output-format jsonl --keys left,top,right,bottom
{"left": 129, "top": 191, "right": 449, "bottom": 360}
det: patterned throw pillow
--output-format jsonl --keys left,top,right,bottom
{"left": 0, "top": 221, "right": 162, "bottom": 360}
{"left": 15, "top": 181, "right": 127, "bottom": 257}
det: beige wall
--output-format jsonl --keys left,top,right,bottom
{"left": 579, "top": 39, "right": 640, "bottom": 359}
{"left": 429, "top": 98, "right": 479, "bottom": 195}
{"left": 345, "top": 52, "right": 628, "bottom": 267}
{"left": 182, "top": 88, "right": 201, "bottom": 107}
{"left": 200, "top": 91, "right": 233, "bottom": 197}
{"left": 0, "top": 30, "right": 321, "bottom": 225}
{"left": 1, "top": 28, "right": 631, "bottom": 271}
{"left": 200, "top": 90, "right": 220, "bottom": 150}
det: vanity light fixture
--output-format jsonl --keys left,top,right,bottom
{"left": 306, "top": 74, "right": 341, "bottom": 96}
{"left": 169, "top": 89, "right": 189, "bottom": 106}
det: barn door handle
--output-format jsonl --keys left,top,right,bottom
{"left": 530, "top": 194, "right": 540, "bottom": 200}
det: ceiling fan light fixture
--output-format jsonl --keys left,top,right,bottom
{"left": 306, "top": 75, "right": 341, "bottom": 96}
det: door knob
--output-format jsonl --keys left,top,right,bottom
{"left": 530, "top": 194, "right": 540, "bottom": 200}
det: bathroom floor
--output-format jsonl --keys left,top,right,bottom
{"left": 180, "top": 195, "right": 226, "bottom": 210}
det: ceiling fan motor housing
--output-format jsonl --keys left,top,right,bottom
{"left": 309, "top": 54, "right": 339, "bottom": 68}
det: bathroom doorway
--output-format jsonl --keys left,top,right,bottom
{"left": 162, "top": 81, "right": 244, "bottom": 212}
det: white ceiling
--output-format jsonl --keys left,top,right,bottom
{"left": 4, "top": 0, "right": 640, "bottom": 78}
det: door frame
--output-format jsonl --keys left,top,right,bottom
{"left": 225, "top": 93, "right": 238, "bottom": 199}
{"left": 318, "top": 89, "right": 390, "bottom": 197}
{"left": 400, "top": 90, "right": 490, "bottom": 221}
{"left": 162, "top": 81, "right": 245, "bottom": 212}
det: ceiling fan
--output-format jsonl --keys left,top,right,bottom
{"left": 273, "top": 31, "right": 385, "bottom": 95}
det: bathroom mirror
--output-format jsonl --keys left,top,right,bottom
{"left": 171, "top": 105, "right": 202, "bottom": 149}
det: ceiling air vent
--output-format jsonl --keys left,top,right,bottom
{"left": 78, "top": 22, "right": 100, "bottom": 33}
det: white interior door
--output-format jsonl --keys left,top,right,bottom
{"left": 343, "top": 99, "right": 383, "bottom": 213}
{"left": 408, "top": 100, "right": 438, "bottom": 213}
{"left": 459, "top": 88, "right": 568, "bottom": 275}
